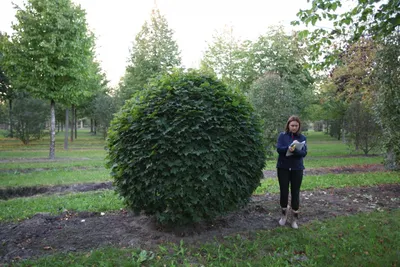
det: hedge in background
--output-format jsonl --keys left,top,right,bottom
{"left": 106, "top": 70, "right": 266, "bottom": 225}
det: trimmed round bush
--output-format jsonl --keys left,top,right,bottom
{"left": 106, "top": 70, "right": 266, "bottom": 225}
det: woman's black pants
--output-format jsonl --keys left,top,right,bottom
{"left": 277, "top": 168, "right": 303, "bottom": 211}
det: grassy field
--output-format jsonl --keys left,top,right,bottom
{"left": 0, "top": 129, "right": 399, "bottom": 266}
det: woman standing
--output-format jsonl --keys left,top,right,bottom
{"left": 276, "top": 116, "right": 307, "bottom": 229}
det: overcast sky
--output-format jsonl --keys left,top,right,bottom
{"left": 0, "top": 0, "right": 310, "bottom": 87}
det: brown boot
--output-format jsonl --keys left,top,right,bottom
{"left": 279, "top": 207, "right": 288, "bottom": 226}
{"left": 291, "top": 210, "right": 299, "bottom": 229}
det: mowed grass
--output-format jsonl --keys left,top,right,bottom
{"left": 254, "top": 171, "right": 399, "bottom": 194}
{"left": 0, "top": 168, "right": 110, "bottom": 187}
{"left": 265, "top": 155, "right": 383, "bottom": 170}
{"left": 0, "top": 159, "right": 106, "bottom": 170}
{"left": 0, "top": 129, "right": 398, "bottom": 266}
{"left": 16, "top": 210, "right": 400, "bottom": 267}
{"left": 0, "top": 129, "right": 105, "bottom": 150}
{"left": 0, "top": 190, "right": 122, "bottom": 221}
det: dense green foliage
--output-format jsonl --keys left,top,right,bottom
{"left": 106, "top": 70, "right": 266, "bottom": 225}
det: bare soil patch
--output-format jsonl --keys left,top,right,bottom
{"left": 1, "top": 184, "right": 399, "bottom": 264}
{"left": 0, "top": 182, "right": 112, "bottom": 200}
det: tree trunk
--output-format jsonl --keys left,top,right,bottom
{"left": 70, "top": 105, "right": 74, "bottom": 142}
{"left": 75, "top": 107, "right": 78, "bottom": 139}
{"left": 64, "top": 108, "right": 69, "bottom": 150}
{"left": 385, "top": 148, "right": 398, "bottom": 170}
{"left": 8, "top": 99, "right": 13, "bottom": 138}
{"left": 49, "top": 100, "right": 56, "bottom": 159}
{"left": 90, "top": 118, "right": 94, "bottom": 133}
{"left": 342, "top": 120, "right": 346, "bottom": 143}
{"left": 94, "top": 119, "right": 97, "bottom": 135}
{"left": 103, "top": 127, "right": 107, "bottom": 140}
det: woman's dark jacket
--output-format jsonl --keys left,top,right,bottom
{"left": 276, "top": 131, "right": 307, "bottom": 170}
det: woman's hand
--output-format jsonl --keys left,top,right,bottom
{"left": 289, "top": 145, "right": 296, "bottom": 152}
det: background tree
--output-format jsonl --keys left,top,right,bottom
{"left": 373, "top": 33, "right": 400, "bottom": 169}
{"left": 0, "top": 101, "right": 8, "bottom": 130}
{"left": 331, "top": 38, "right": 377, "bottom": 105}
{"left": 328, "top": 37, "right": 380, "bottom": 144}
{"left": 68, "top": 59, "right": 106, "bottom": 143}
{"left": 200, "top": 25, "right": 246, "bottom": 90}
{"left": 248, "top": 73, "right": 297, "bottom": 156}
{"left": 0, "top": 32, "right": 14, "bottom": 137}
{"left": 250, "top": 26, "right": 315, "bottom": 118}
{"left": 118, "top": 8, "right": 181, "bottom": 102}
{"left": 294, "top": 0, "right": 400, "bottom": 68}
{"left": 201, "top": 25, "right": 315, "bottom": 106}
{"left": 295, "top": 0, "right": 399, "bottom": 169}
{"left": 91, "top": 89, "right": 118, "bottom": 139}
{"left": 318, "top": 81, "right": 347, "bottom": 139}
{"left": 343, "top": 100, "right": 382, "bottom": 155}
{"left": 2, "top": 0, "right": 98, "bottom": 159}
{"left": 10, "top": 93, "right": 48, "bottom": 145}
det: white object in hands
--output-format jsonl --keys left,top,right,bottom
{"left": 286, "top": 140, "right": 306, "bottom": 156}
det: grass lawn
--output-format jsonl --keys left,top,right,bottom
{"left": 0, "top": 168, "right": 110, "bottom": 187}
{"left": 0, "top": 129, "right": 398, "bottom": 266}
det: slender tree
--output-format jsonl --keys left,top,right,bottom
{"left": 2, "top": 0, "right": 96, "bottom": 158}
{"left": 248, "top": 73, "right": 297, "bottom": 156}
{"left": 118, "top": 8, "right": 181, "bottom": 101}
{"left": 200, "top": 25, "right": 246, "bottom": 90}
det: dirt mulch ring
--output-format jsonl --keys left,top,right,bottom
{"left": 1, "top": 184, "right": 399, "bottom": 264}
{"left": 0, "top": 182, "right": 113, "bottom": 200}
{"left": 0, "top": 164, "right": 387, "bottom": 200}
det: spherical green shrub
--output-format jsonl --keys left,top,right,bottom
{"left": 106, "top": 70, "right": 266, "bottom": 225}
